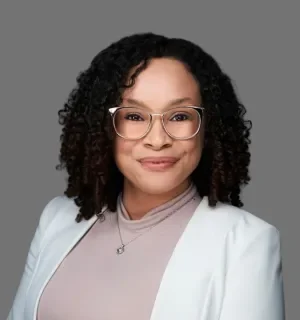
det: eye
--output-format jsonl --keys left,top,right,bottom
{"left": 125, "top": 113, "right": 144, "bottom": 121}
{"left": 170, "top": 113, "right": 189, "bottom": 121}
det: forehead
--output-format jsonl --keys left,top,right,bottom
{"left": 122, "top": 58, "right": 201, "bottom": 109}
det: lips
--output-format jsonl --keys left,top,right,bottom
{"left": 138, "top": 157, "right": 178, "bottom": 171}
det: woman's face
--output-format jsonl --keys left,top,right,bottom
{"left": 114, "top": 58, "right": 204, "bottom": 195}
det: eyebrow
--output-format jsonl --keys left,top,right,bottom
{"left": 124, "top": 97, "right": 194, "bottom": 108}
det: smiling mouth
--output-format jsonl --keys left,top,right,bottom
{"left": 139, "top": 157, "right": 178, "bottom": 171}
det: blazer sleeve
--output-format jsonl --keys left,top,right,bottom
{"left": 219, "top": 226, "right": 285, "bottom": 320}
{"left": 6, "top": 197, "right": 62, "bottom": 320}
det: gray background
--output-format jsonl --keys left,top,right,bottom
{"left": 0, "top": 1, "right": 299, "bottom": 318}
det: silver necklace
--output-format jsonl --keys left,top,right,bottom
{"left": 96, "top": 209, "right": 163, "bottom": 255}
{"left": 115, "top": 202, "right": 193, "bottom": 255}
{"left": 96, "top": 193, "right": 197, "bottom": 255}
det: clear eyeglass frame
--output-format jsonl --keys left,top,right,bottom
{"left": 108, "top": 105, "right": 205, "bottom": 141}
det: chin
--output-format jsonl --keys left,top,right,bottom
{"left": 136, "top": 177, "right": 188, "bottom": 195}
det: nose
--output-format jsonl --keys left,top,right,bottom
{"left": 142, "top": 115, "right": 172, "bottom": 150}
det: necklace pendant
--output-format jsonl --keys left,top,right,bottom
{"left": 117, "top": 245, "right": 125, "bottom": 255}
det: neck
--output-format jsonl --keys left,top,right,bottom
{"left": 122, "top": 179, "right": 191, "bottom": 220}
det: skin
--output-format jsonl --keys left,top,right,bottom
{"left": 114, "top": 58, "right": 205, "bottom": 220}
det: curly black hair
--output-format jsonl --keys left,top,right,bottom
{"left": 56, "top": 32, "right": 252, "bottom": 222}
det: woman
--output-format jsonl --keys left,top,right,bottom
{"left": 7, "top": 33, "right": 285, "bottom": 320}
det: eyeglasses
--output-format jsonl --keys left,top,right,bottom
{"left": 108, "top": 106, "right": 204, "bottom": 140}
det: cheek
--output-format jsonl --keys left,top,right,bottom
{"left": 181, "top": 135, "right": 203, "bottom": 167}
{"left": 114, "top": 137, "right": 135, "bottom": 170}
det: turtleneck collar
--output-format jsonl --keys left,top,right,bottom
{"left": 117, "top": 184, "right": 200, "bottom": 232}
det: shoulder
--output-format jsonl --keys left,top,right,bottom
{"left": 200, "top": 197, "right": 281, "bottom": 253}
{"left": 201, "top": 196, "right": 279, "bottom": 231}
{"left": 211, "top": 200, "right": 281, "bottom": 261}
{"left": 214, "top": 200, "right": 278, "bottom": 232}
{"left": 39, "top": 195, "right": 77, "bottom": 224}
{"left": 37, "top": 195, "right": 79, "bottom": 243}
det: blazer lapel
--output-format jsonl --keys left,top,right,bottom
{"left": 149, "top": 197, "right": 233, "bottom": 320}
{"left": 24, "top": 210, "right": 101, "bottom": 320}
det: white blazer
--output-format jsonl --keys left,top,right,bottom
{"left": 7, "top": 196, "right": 285, "bottom": 320}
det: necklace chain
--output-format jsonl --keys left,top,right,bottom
{"left": 96, "top": 196, "right": 196, "bottom": 255}
{"left": 115, "top": 199, "right": 195, "bottom": 255}
{"left": 116, "top": 213, "right": 172, "bottom": 254}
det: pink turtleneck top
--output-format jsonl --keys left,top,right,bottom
{"left": 37, "top": 184, "right": 201, "bottom": 320}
